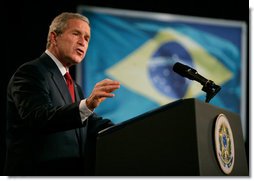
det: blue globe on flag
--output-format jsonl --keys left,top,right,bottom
{"left": 148, "top": 41, "right": 194, "bottom": 99}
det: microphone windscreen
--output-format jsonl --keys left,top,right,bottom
{"left": 172, "top": 62, "right": 191, "bottom": 77}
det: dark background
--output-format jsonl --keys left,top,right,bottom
{"left": 2, "top": 0, "right": 249, "bottom": 175}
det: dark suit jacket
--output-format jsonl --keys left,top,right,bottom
{"left": 4, "top": 53, "right": 112, "bottom": 176}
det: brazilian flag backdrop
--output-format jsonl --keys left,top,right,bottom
{"left": 77, "top": 6, "right": 247, "bottom": 138}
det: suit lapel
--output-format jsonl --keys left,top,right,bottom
{"left": 74, "top": 83, "right": 81, "bottom": 102}
{"left": 51, "top": 71, "right": 73, "bottom": 104}
{"left": 39, "top": 53, "right": 74, "bottom": 104}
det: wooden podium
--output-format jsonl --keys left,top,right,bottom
{"left": 87, "top": 98, "right": 248, "bottom": 176}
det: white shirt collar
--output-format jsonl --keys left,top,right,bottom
{"left": 45, "top": 49, "right": 68, "bottom": 76}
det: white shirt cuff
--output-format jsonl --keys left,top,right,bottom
{"left": 79, "top": 99, "right": 93, "bottom": 123}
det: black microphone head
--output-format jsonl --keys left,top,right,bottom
{"left": 173, "top": 62, "right": 196, "bottom": 79}
{"left": 173, "top": 62, "right": 221, "bottom": 103}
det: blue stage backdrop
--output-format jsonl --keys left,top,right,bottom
{"left": 76, "top": 6, "right": 247, "bottom": 139}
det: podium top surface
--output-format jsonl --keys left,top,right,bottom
{"left": 98, "top": 98, "right": 239, "bottom": 136}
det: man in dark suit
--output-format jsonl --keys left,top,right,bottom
{"left": 4, "top": 12, "right": 120, "bottom": 176}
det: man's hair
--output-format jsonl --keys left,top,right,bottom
{"left": 46, "top": 12, "right": 90, "bottom": 48}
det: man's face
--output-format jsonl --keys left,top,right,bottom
{"left": 54, "top": 19, "right": 91, "bottom": 67}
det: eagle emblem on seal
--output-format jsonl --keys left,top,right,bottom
{"left": 215, "top": 114, "right": 235, "bottom": 175}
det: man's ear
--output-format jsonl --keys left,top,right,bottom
{"left": 50, "top": 31, "right": 58, "bottom": 46}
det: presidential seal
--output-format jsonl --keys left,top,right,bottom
{"left": 214, "top": 114, "right": 235, "bottom": 175}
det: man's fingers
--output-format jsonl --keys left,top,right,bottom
{"left": 87, "top": 78, "right": 120, "bottom": 110}
{"left": 96, "top": 91, "right": 115, "bottom": 98}
{"left": 100, "top": 85, "right": 120, "bottom": 93}
{"left": 95, "top": 79, "right": 120, "bottom": 94}
{"left": 96, "top": 79, "right": 120, "bottom": 87}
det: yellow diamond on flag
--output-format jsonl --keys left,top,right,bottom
{"left": 106, "top": 28, "right": 233, "bottom": 105}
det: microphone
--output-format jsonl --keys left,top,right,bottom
{"left": 173, "top": 62, "right": 208, "bottom": 86}
{"left": 172, "top": 62, "right": 221, "bottom": 103}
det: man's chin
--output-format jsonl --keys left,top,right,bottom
{"left": 72, "top": 56, "right": 84, "bottom": 64}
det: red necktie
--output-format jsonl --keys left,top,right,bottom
{"left": 64, "top": 72, "right": 75, "bottom": 102}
